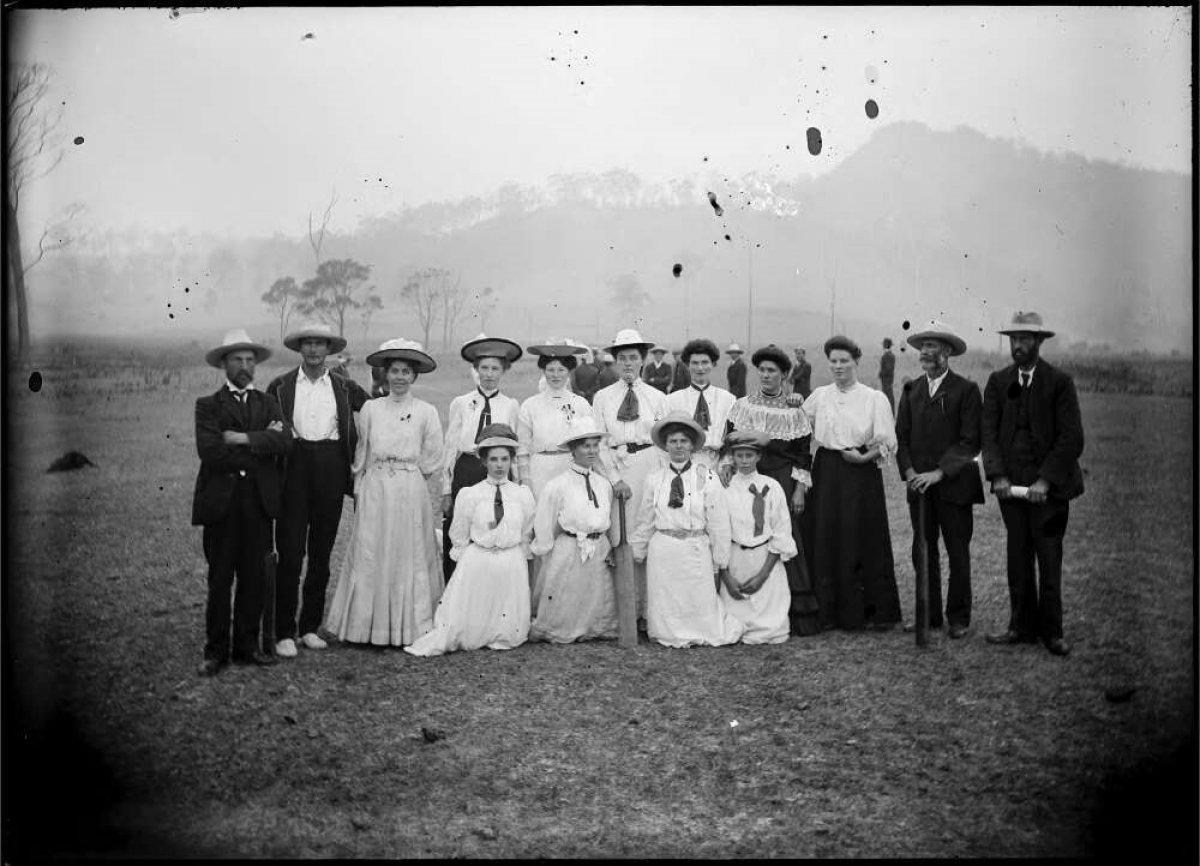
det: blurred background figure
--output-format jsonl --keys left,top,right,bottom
{"left": 789, "top": 347, "right": 812, "bottom": 399}
{"left": 669, "top": 349, "right": 690, "bottom": 393}
{"left": 725, "top": 342, "right": 747, "bottom": 398}
{"left": 879, "top": 337, "right": 896, "bottom": 413}
{"left": 642, "top": 345, "right": 673, "bottom": 393}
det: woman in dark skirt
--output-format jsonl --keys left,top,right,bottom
{"left": 721, "top": 345, "right": 821, "bottom": 636}
{"left": 798, "top": 335, "right": 902, "bottom": 631}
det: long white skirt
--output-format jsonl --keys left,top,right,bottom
{"left": 404, "top": 544, "right": 530, "bottom": 656}
{"left": 645, "top": 533, "right": 744, "bottom": 648}
{"left": 530, "top": 534, "right": 618, "bottom": 643}
{"left": 719, "top": 544, "right": 790, "bottom": 644}
{"left": 324, "top": 466, "right": 443, "bottom": 646}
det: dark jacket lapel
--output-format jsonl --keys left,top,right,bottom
{"left": 277, "top": 368, "right": 299, "bottom": 423}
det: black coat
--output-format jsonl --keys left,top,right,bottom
{"left": 981, "top": 360, "right": 1085, "bottom": 501}
{"left": 726, "top": 357, "right": 747, "bottom": 398}
{"left": 895, "top": 370, "right": 985, "bottom": 506}
{"left": 267, "top": 367, "right": 370, "bottom": 496}
{"left": 191, "top": 386, "right": 293, "bottom": 526}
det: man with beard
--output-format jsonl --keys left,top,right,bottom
{"left": 193, "top": 329, "right": 292, "bottom": 675}
{"left": 981, "top": 312, "right": 1084, "bottom": 657}
{"left": 266, "top": 322, "right": 369, "bottom": 658}
{"left": 895, "top": 322, "right": 985, "bottom": 639}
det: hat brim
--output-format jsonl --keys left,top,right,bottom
{"left": 475, "top": 437, "right": 520, "bottom": 454}
{"left": 651, "top": 417, "right": 706, "bottom": 450}
{"left": 284, "top": 331, "right": 348, "bottom": 354}
{"left": 206, "top": 343, "right": 271, "bottom": 368}
{"left": 906, "top": 331, "right": 967, "bottom": 356}
{"left": 606, "top": 342, "right": 655, "bottom": 357}
{"left": 366, "top": 348, "right": 437, "bottom": 373}
{"left": 998, "top": 327, "right": 1055, "bottom": 339}
{"left": 527, "top": 345, "right": 587, "bottom": 358}
{"left": 461, "top": 337, "right": 523, "bottom": 364}
{"left": 558, "top": 430, "right": 610, "bottom": 451}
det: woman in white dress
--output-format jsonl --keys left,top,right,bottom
{"left": 719, "top": 433, "right": 797, "bottom": 644}
{"left": 324, "top": 339, "right": 444, "bottom": 646}
{"left": 529, "top": 417, "right": 619, "bottom": 643}
{"left": 405, "top": 425, "right": 537, "bottom": 656}
{"left": 516, "top": 340, "right": 595, "bottom": 500}
{"left": 630, "top": 411, "right": 744, "bottom": 648}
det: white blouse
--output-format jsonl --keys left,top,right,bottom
{"left": 665, "top": 384, "right": 736, "bottom": 450}
{"left": 593, "top": 378, "right": 670, "bottom": 480}
{"left": 441, "top": 388, "right": 521, "bottom": 493}
{"left": 516, "top": 388, "right": 597, "bottom": 463}
{"left": 724, "top": 471, "right": 797, "bottom": 560}
{"left": 801, "top": 381, "right": 897, "bottom": 469}
{"left": 531, "top": 463, "right": 614, "bottom": 562}
{"left": 351, "top": 394, "right": 444, "bottom": 494}
{"left": 448, "top": 478, "right": 536, "bottom": 562}
{"left": 630, "top": 461, "right": 732, "bottom": 569}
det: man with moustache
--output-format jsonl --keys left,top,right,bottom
{"left": 193, "top": 329, "right": 292, "bottom": 675}
{"left": 895, "top": 322, "right": 985, "bottom": 639}
{"left": 981, "top": 311, "right": 1084, "bottom": 657}
{"left": 266, "top": 322, "right": 370, "bottom": 658}
{"left": 665, "top": 338, "right": 736, "bottom": 469}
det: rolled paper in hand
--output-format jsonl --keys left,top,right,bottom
{"left": 1008, "top": 485, "right": 1030, "bottom": 499}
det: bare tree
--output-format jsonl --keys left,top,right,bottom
{"left": 6, "top": 63, "right": 68, "bottom": 361}
{"left": 296, "top": 259, "right": 380, "bottom": 338}
{"left": 308, "top": 189, "right": 337, "bottom": 264}
{"left": 261, "top": 276, "right": 299, "bottom": 347}
{"left": 400, "top": 267, "right": 456, "bottom": 349}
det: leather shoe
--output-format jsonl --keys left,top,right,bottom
{"left": 232, "top": 650, "right": 278, "bottom": 667}
{"left": 300, "top": 632, "right": 328, "bottom": 650}
{"left": 948, "top": 624, "right": 970, "bottom": 639}
{"left": 198, "top": 658, "right": 226, "bottom": 677}
{"left": 986, "top": 629, "right": 1035, "bottom": 645}
{"left": 275, "top": 638, "right": 298, "bottom": 658}
{"left": 1044, "top": 638, "right": 1071, "bottom": 656}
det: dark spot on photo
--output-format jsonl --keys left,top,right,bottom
{"left": 28, "top": 371, "right": 42, "bottom": 393}
{"left": 724, "top": 234, "right": 732, "bottom": 241}
{"left": 806, "top": 127, "right": 822, "bottom": 155}
{"left": 302, "top": 32, "right": 314, "bottom": 40}
{"left": 902, "top": 320, "right": 910, "bottom": 330}
{"left": 672, "top": 263, "right": 683, "bottom": 278}
{"left": 865, "top": 99, "right": 879, "bottom": 119}
{"left": 73, "top": 136, "right": 84, "bottom": 145}
{"left": 706, "top": 191, "right": 724, "bottom": 217}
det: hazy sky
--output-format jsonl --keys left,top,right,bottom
{"left": 12, "top": 6, "right": 1191, "bottom": 239}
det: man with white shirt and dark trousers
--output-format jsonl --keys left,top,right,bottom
{"left": 440, "top": 335, "right": 524, "bottom": 580}
{"left": 266, "top": 323, "right": 369, "bottom": 658}
{"left": 894, "top": 322, "right": 985, "bottom": 640}
{"left": 665, "top": 338, "right": 736, "bottom": 469}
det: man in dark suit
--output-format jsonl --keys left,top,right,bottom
{"left": 725, "top": 342, "right": 747, "bottom": 398}
{"left": 642, "top": 345, "right": 674, "bottom": 393}
{"left": 895, "top": 323, "right": 985, "bottom": 639}
{"left": 981, "top": 311, "right": 1084, "bottom": 657}
{"left": 193, "top": 329, "right": 293, "bottom": 676}
{"left": 790, "top": 347, "right": 812, "bottom": 399}
{"left": 266, "top": 322, "right": 369, "bottom": 659}
{"left": 879, "top": 337, "right": 896, "bottom": 413}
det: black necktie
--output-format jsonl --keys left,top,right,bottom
{"left": 1021, "top": 372, "right": 1030, "bottom": 390}
{"left": 474, "top": 389, "right": 495, "bottom": 443}
{"left": 668, "top": 462, "right": 691, "bottom": 509}
{"left": 692, "top": 387, "right": 710, "bottom": 430}
{"left": 582, "top": 471, "right": 598, "bottom": 508}
{"left": 489, "top": 484, "right": 504, "bottom": 529}
{"left": 748, "top": 482, "right": 767, "bottom": 536}
{"left": 616, "top": 382, "right": 639, "bottom": 421}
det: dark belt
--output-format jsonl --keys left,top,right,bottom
{"left": 585, "top": 531, "right": 604, "bottom": 539}
{"left": 738, "top": 539, "right": 769, "bottom": 550}
{"left": 625, "top": 442, "right": 654, "bottom": 453}
{"left": 294, "top": 438, "right": 341, "bottom": 449}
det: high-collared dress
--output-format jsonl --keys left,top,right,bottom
{"left": 631, "top": 460, "right": 744, "bottom": 647}
{"left": 593, "top": 377, "right": 669, "bottom": 617}
{"left": 665, "top": 382, "right": 736, "bottom": 468}
{"left": 528, "top": 463, "right": 619, "bottom": 643}
{"left": 323, "top": 392, "right": 445, "bottom": 646}
{"left": 405, "top": 478, "right": 536, "bottom": 656}
{"left": 441, "top": 386, "right": 520, "bottom": 579}
{"left": 516, "top": 386, "right": 597, "bottom": 499}
{"left": 799, "top": 381, "right": 902, "bottom": 630}
{"left": 720, "top": 471, "right": 796, "bottom": 644}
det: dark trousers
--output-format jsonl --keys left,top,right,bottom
{"left": 908, "top": 495, "right": 974, "bottom": 627}
{"left": 442, "top": 452, "right": 486, "bottom": 581}
{"left": 998, "top": 497, "right": 1069, "bottom": 641}
{"left": 202, "top": 476, "right": 271, "bottom": 661}
{"left": 274, "top": 441, "right": 347, "bottom": 641}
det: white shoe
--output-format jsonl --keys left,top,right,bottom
{"left": 300, "top": 632, "right": 328, "bottom": 650}
{"left": 275, "top": 638, "right": 298, "bottom": 658}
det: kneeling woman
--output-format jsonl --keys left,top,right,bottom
{"left": 405, "top": 425, "right": 536, "bottom": 656}
{"left": 630, "top": 411, "right": 744, "bottom": 648}
{"left": 528, "top": 418, "right": 619, "bottom": 643}
{"left": 719, "top": 434, "right": 797, "bottom": 644}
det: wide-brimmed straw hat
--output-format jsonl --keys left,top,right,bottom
{"left": 907, "top": 320, "right": 967, "bottom": 356}
{"left": 726, "top": 342, "right": 744, "bottom": 355}
{"left": 461, "top": 332, "right": 523, "bottom": 365}
{"left": 651, "top": 411, "right": 706, "bottom": 450}
{"left": 558, "top": 416, "right": 610, "bottom": 451}
{"left": 527, "top": 337, "right": 589, "bottom": 358}
{"left": 366, "top": 338, "right": 436, "bottom": 372}
{"left": 725, "top": 430, "right": 764, "bottom": 452}
{"left": 205, "top": 328, "right": 271, "bottom": 368}
{"left": 606, "top": 328, "right": 655, "bottom": 357}
{"left": 998, "top": 310, "right": 1055, "bottom": 338}
{"left": 475, "top": 422, "right": 520, "bottom": 454}
{"left": 284, "top": 321, "right": 347, "bottom": 354}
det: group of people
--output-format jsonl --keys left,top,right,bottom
{"left": 192, "top": 309, "right": 1084, "bottom": 676}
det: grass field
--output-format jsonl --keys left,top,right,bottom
{"left": 5, "top": 353, "right": 1195, "bottom": 858}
